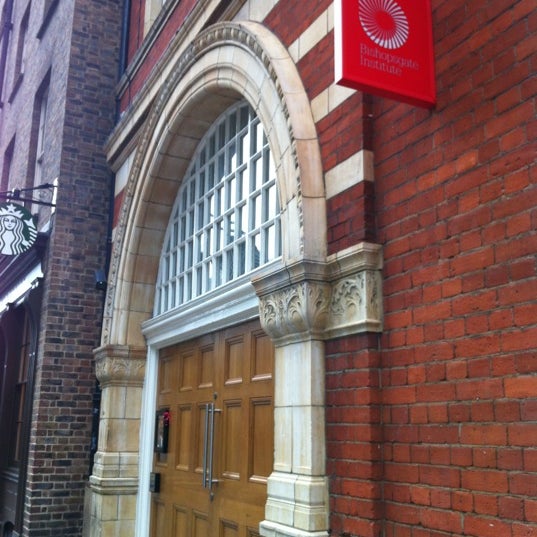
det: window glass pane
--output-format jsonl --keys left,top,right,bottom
{"left": 216, "top": 185, "right": 224, "bottom": 216}
{"left": 239, "top": 106, "right": 249, "bottom": 129}
{"left": 238, "top": 169, "right": 247, "bottom": 200}
{"left": 239, "top": 132, "right": 248, "bottom": 165}
{"left": 180, "top": 216, "right": 186, "bottom": 240}
{"left": 251, "top": 157, "right": 261, "bottom": 191}
{"left": 237, "top": 204, "right": 246, "bottom": 237}
{"left": 266, "top": 184, "right": 278, "bottom": 219}
{"left": 218, "top": 153, "right": 225, "bottom": 182}
{"left": 237, "top": 241, "right": 246, "bottom": 276}
{"left": 218, "top": 124, "right": 226, "bottom": 149}
{"left": 252, "top": 120, "right": 263, "bottom": 153}
{"left": 209, "top": 134, "right": 215, "bottom": 155}
{"left": 196, "top": 234, "right": 203, "bottom": 262}
{"left": 253, "top": 194, "right": 262, "bottom": 229}
{"left": 196, "top": 267, "right": 202, "bottom": 296}
{"left": 197, "top": 202, "right": 204, "bottom": 229}
{"left": 189, "top": 182, "right": 196, "bottom": 204}
{"left": 215, "top": 255, "right": 222, "bottom": 287}
{"left": 225, "top": 214, "right": 234, "bottom": 246}
{"left": 188, "top": 210, "right": 194, "bottom": 235}
{"left": 199, "top": 170, "right": 206, "bottom": 195}
{"left": 208, "top": 162, "right": 215, "bottom": 189}
{"left": 170, "top": 280, "right": 176, "bottom": 309}
{"left": 251, "top": 233, "right": 261, "bottom": 269}
{"left": 155, "top": 102, "right": 282, "bottom": 314}
{"left": 216, "top": 220, "right": 224, "bottom": 251}
{"left": 227, "top": 142, "right": 236, "bottom": 174}
{"left": 226, "top": 249, "right": 234, "bottom": 280}
{"left": 229, "top": 112, "right": 237, "bottom": 137}
{"left": 227, "top": 175, "right": 235, "bottom": 207}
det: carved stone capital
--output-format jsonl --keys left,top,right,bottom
{"left": 327, "top": 269, "right": 382, "bottom": 337}
{"left": 258, "top": 280, "right": 332, "bottom": 344}
{"left": 94, "top": 345, "right": 147, "bottom": 388}
{"left": 253, "top": 261, "right": 331, "bottom": 345}
{"left": 253, "top": 243, "right": 384, "bottom": 344}
{"left": 326, "top": 242, "right": 383, "bottom": 337}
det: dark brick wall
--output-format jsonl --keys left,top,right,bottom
{"left": 0, "top": 1, "right": 122, "bottom": 535}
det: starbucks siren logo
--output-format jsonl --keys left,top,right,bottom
{"left": 359, "top": 0, "right": 409, "bottom": 50}
{"left": 0, "top": 202, "right": 38, "bottom": 255}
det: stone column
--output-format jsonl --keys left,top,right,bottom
{"left": 254, "top": 261, "right": 332, "bottom": 537}
{"left": 86, "top": 345, "right": 146, "bottom": 537}
{"left": 253, "top": 243, "right": 383, "bottom": 537}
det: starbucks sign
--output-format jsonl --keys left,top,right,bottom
{"left": 0, "top": 202, "right": 38, "bottom": 255}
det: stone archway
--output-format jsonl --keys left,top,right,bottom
{"left": 101, "top": 21, "right": 327, "bottom": 349}
{"left": 89, "top": 20, "right": 336, "bottom": 537}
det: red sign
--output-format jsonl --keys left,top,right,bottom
{"left": 335, "top": 0, "right": 436, "bottom": 108}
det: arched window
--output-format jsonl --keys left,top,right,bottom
{"left": 155, "top": 102, "right": 281, "bottom": 315}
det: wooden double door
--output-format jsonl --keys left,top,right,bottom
{"left": 150, "top": 320, "right": 274, "bottom": 537}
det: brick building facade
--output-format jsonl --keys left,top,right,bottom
{"left": 1, "top": 0, "right": 534, "bottom": 537}
{"left": 85, "top": 1, "right": 536, "bottom": 537}
{"left": 0, "top": 1, "right": 121, "bottom": 535}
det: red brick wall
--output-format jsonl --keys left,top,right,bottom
{"left": 128, "top": 0, "right": 145, "bottom": 64}
{"left": 327, "top": 180, "right": 376, "bottom": 252}
{"left": 326, "top": 334, "right": 383, "bottom": 537}
{"left": 323, "top": 0, "right": 536, "bottom": 535}
{"left": 120, "top": 0, "right": 197, "bottom": 112}
{"left": 119, "top": 1, "right": 536, "bottom": 535}
{"left": 264, "top": 0, "right": 332, "bottom": 48}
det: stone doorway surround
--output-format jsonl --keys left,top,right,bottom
{"left": 88, "top": 21, "right": 383, "bottom": 537}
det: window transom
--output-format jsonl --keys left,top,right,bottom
{"left": 155, "top": 102, "right": 281, "bottom": 315}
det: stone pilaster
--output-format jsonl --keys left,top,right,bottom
{"left": 86, "top": 345, "right": 146, "bottom": 537}
{"left": 252, "top": 242, "right": 383, "bottom": 537}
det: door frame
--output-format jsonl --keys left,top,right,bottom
{"left": 137, "top": 274, "right": 276, "bottom": 537}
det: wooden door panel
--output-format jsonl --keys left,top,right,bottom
{"left": 221, "top": 399, "right": 242, "bottom": 480}
{"left": 250, "top": 330, "right": 273, "bottom": 381}
{"left": 160, "top": 353, "right": 177, "bottom": 394}
{"left": 151, "top": 498, "right": 168, "bottom": 536}
{"left": 213, "top": 494, "right": 265, "bottom": 536}
{"left": 179, "top": 349, "right": 196, "bottom": 391}
{"left": 176, "top": 404, "right": 193, "bottom": 471}
{"left": 199, "top": 342, "right": 216, "bottom": 389}
{"left": 173, "top": 505, "right": 188, "bottom": 536}
{"left": 152, "top": 320, "right": 273, "bottom": 537}
{"left": 224, "top": 334, "right": 245, "bottom": 385}
{"left": 193, "top": 510, "right": 209, "bottom": 537}
{"left": 220, "top": 519, "right": 239, "bottom": 537}
{"left": 222, "top": 324, "right": 249, "bottom": 386}
{"left": 195, "top": 403, "right": 207, "bottom": 476}
{"left": 250, "top": 397, "right": 273, "bottom": 482}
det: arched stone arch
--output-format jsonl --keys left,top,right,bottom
{"left": 90, "top": 20, "right": 340, "bottom": 537}
{"left": 102, "top": 21, "right": 327, "bottom": 348}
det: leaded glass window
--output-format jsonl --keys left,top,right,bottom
{"left": 155, "top": 102, "right": 281, "bottom": 315}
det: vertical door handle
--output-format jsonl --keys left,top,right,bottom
{"left": 202, "top": 403, "right": 210, "bottom": 488}
{"left": 201, "top": 402, "right": 221, "bottom": 495}
{"left": 208, "top": 403, "right": 216, "bottom": 489}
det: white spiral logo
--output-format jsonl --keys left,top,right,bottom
{"left": 359, "top": 0, "right": 409, "bottom": 50}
